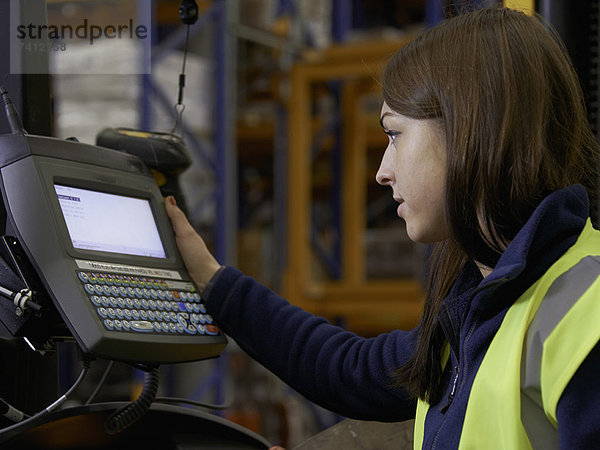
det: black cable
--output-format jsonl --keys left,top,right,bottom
{"left": 0, "top": 398, "right": 28, "bottom": 423}
{"left": 172, "top": 0, "right": 198, "bottom": 136}
{"left": 0, "top": 85, "right": 26, "bottom": 134}
{"left": 177, "top": 24, "right": 191, "bottom": 106}
{"left": 154, "top": 396, "right": 231, "bottom": 411}
{"left": 84, "top": 360, "right": 115, "bottom": 406}
{"left": 104, "top": 366, "right": 160, "bottom": 435}
{"left": 0, "top": 357, "right": 91, "bottom": 442}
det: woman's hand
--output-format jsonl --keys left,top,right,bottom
{"left": 164, "top": 196, "right": 221, "bottom": 291}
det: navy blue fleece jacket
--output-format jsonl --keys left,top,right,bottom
{"left": 202, "top": 185, "right": 600, "bottom": 449}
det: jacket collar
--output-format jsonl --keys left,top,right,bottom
{"left": 440, "top": 185, "right": 590, "bottom": 325}
{"left": 478, "top": 185, "right": 589, "bottom": 288}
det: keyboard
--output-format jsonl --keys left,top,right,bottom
{"left": 77, "top": 271, "right": 220, "bottom": 336}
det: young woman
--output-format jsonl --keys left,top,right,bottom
{"left": 165, "top": 6, "right": 600, "bottom": 448}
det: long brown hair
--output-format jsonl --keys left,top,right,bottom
{"left": 382, "top": 6, "right": 600, "bottom": 403}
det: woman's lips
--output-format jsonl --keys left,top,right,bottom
{"left": 394, "top": 197, "right": 404, "bottom": 216}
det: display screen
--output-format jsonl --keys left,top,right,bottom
{"left": 54, "top": 184, "right": 166, "bottom": 258}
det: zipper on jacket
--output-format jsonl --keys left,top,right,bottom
{"left": 430, "top": 275, "right": 510, "bottom": 447}
{"left": 439, "top": 365, "right": 459, "bottom": 414}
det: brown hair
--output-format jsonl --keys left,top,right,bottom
{"left": 382, "top": 6, "right": 600, "bottom": 403}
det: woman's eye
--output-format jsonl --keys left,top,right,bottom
{"left": 385, "top": 130, "right": 401, "bottom": 143}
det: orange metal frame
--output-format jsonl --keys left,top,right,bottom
{"left": 282, "top": 39, "right": 424, "bottom": 334}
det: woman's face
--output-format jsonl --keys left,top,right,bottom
{"left": 376, "top": 102, "right": 450, "bottom": 243}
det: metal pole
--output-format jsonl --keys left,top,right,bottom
{"left": 137, "top": 0, "right": 155, "bottom": 131}
{"left": 214, "top": 0, "right": 238, "bottom": 265}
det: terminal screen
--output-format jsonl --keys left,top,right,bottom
{"left": 54, "top": 184, "right": 166, "bottom": 258}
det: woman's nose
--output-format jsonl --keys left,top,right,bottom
{"left": 376, "top": 150, "right": 394, "bottom": 186}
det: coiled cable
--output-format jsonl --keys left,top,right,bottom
{"left": 104, "top": 366, "right": 160, "bottom": 435}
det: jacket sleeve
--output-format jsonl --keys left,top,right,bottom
{"left": 556, "top": 341, "right": 600, "bottom": 448}
{"left": 202, "top": 266, "right": 418, "bottom": 422}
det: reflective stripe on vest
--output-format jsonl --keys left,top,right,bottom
{"left": 413, "top": 219, "right": 600, "bottom": 449}
{"left": 521, "top": 255, "right": 600, "bottom": 448}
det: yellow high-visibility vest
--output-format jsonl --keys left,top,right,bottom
{"left": 414, "top": 219, "right": 600, "bottom": 449}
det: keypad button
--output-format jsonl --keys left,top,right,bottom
{"left": 206, "top": 324, "right": 219, "bottom": 335}
{"left": 98, "top": 307, "right": 108, "bottom": 318}
{"left": 177, "top": 314, "right": 189, "bottom": 328}
{"left": 84, "top": 284, "right": 95, "bottom": 295}
{"left": 91, "top": 296, "right": 102, "bottom": 306}
{"left": 104, "top": 319, "right": 114, "bottom": 330}
{"left": 78, "top": 272, "right": 89, "bottom": 283}
{"left": 131, "top": 321, "right": 153, "bottom": 332}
